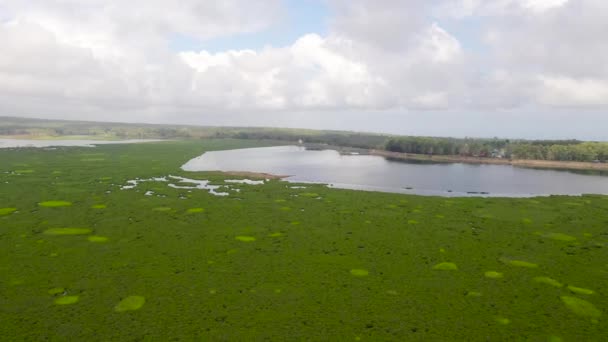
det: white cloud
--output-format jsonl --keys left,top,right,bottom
{"left": 0, "top": 0, "right": 607, "bottom": 138}
{"left": 538, "top": 76, "right": 608, "bottom": 106}
{"left": 442, "top": 0, "right": 570, "bottom": 17}
{"left": 180, "top": 34, "right": 384, "bottom": 109}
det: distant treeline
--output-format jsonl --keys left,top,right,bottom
{"left": 2, "top": 116, "right": 607, "bottom": 162}
{"left": 385, "top": 137, "right": 608, "bottom": 162}
{"left": 511, "top": 142, "right": 608, "bottom": 162}
{"left": 385, "top": 137, "right": 511, "bottom": 157}
{"left": 0, "top": 117, "right": 389, "bottom": 149}
{"left": 226, "top": 131, "right": 387, "bottom": 149}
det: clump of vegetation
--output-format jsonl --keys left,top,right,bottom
{"left": 54, "top": 296, "right": 79, "bottom": 305}
{"left": 88, "top": 236, "right": 109, "bottom": 243}
{"left": 235, "top": 236, "right": 256, "bottom": 242}
{"left": 39, "top": 200, "right": 72, "bottom": 207}
{"left": 114, "top": 296, "right": 146, "bottom": 312}
{"left": 560, "top": 296, "right": 601, "bottom": 319}
{"left": 485, "top": 271, "right": 504, "bottom": 279}
{"left": 350, "top": 269, "right": 370, "bottom": 277}
{"left": 0, "top": 207, "right": 17, "bottom": 215}
{"left": 533, "top": 277, "right": 563, "bottom": 288}
{"left": 568, "top": 286, "right": 595, "bottom": 295}
{"left": 43, "top": 228, "right": 92, "bottom": 235}
{"left": 432, "top": 262, "right": 458, "bottom": 271}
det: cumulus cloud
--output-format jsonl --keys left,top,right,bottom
{"left": 538, "top": 76, "right": 608, "bottom": 106}
{"left": 442, "top": 0, "right": 570, "bottom": 17}
{"left": 0, "top": 0, "right": 606, "bottom": 132}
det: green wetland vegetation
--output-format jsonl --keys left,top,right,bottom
{"left": 1, "top": 139, "right": 607, "bottom": 340}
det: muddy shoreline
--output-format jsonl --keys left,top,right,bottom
{"left": 221, "top": 171, "right": 290, "bottom": 180}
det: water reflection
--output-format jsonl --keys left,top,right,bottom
{"left": 181, "top": 146, "right": 608, "bottom": 197}
{"left": 0, "top": 138, "right": 163, "bottom": 148}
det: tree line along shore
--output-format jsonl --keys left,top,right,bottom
{"left": 2, "top": 116, "right": 607, "bottom": 171}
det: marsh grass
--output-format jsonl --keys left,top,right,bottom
{"left": 1, "top": 139, "right": 607, "bottom": 341}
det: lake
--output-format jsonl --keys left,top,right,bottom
{"left": 182, "top": 145, "right": 608, "bottom": 197}
{"left": 0, "top": 138, "right": 164, "bottom": 148}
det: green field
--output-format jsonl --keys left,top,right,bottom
{"left": 1, "top": 139, "right": 607, "bottom": 341}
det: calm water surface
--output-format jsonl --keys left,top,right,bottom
{"left": 182, "top": 145, "right": 608, "bottom": 197}
{"left": 0, "top": 138, "right": 164, "bottom": 148}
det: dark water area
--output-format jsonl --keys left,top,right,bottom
{"left": 182, "top": 146, "right": 608, "bottom": 197}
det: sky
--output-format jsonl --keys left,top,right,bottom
{"left": 0, "top": 0, "right": 607, "bottom": 140}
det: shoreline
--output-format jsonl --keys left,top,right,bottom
{"left": 5, "top": 134, "right": 607, "bottom": 172}
{"left": 220, "top": 171, "right": 291, "bottom": 180}
{"left": 369, "top": 150, "right": 608, "bottom": 172}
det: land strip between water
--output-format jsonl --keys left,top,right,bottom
{"left": 369, "top": 149, "right": 608, "bottom": 172}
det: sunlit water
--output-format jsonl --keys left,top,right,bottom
{"left": 182, "top": 145, "right": 608, "bottom": 197}
{"left": 0, "top": 138, "right": 163, "bottom": 148}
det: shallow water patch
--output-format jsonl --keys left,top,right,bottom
{"left": 120, "top": 175, "right": 231, "bottom": 196}
{"left": 39, "top": 201, "right": 72, "bottom": 207}
{"left": 225, "top": 179, "right": 264, "bottom": 185}
{"left": 114, "top": 296, "right": 146, "bottom": 312}
{"left": 43, "top": 228, "right": 92, "bottom": 236}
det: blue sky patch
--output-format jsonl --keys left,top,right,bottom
{"left": 169, "top": 0, "right": 329, "bottom": 53}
